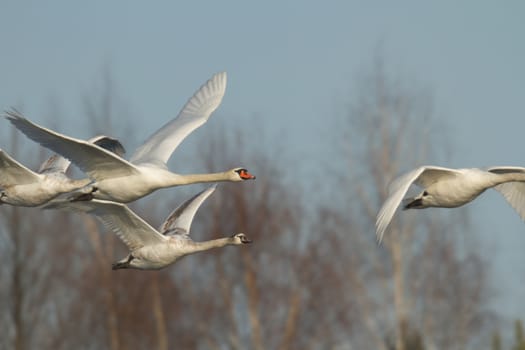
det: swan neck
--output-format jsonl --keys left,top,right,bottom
{"left": 171, "top": 171, "right": 230, "bottom": 186}
{"left": 190, "top": 237, "right": 234, "bottom": 253}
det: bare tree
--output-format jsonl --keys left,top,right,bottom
{"left": 53, "top": 68, "right": 169, "bottom": 350}
{"left": 320, "top": 57, "right": 492, "bottom": 349}
{"left": 168, "top": 126, "right": 304, "bottom": 349}
{"left": 144, "top": 125, "right": 370, "bottom": 350}
{"left": 0, "top": 124, "right": 89, "bottom": 350}
{"left": 0, "top": 61, "right": 496, "bottom": 350}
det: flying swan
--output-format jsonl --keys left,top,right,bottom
{"left": 5, "top": 72, "right": 255, "bottom": 203}
{"left": 0, "top": 136, "right": 124, "bottom": 207}
{"left": 376, "top": 165, "right": 525, "bottom": 243}
{"left": 45, "top": 185, "right": 252, "bottom": 270}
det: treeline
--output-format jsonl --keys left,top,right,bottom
{"left": 492, "top": 320, "right": 525, "bottom": 350}
{"left": 0, "top": 61, "right": 514, "bottom": 349}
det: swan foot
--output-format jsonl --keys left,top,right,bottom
{"left": 111, "top": 261, "right": 128, "bottom": 270}
{"left": 112, "top": 255, "right": 134, "bottom": 270}
{"left": 70, "top": 192, "right": 95, "bottom": 202}
{"left": 69, "top": 186, "right": 98, "bottom": 202}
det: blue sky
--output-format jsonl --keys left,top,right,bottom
{"left": 1, "top": 0, "right": 524, "bottom": 322}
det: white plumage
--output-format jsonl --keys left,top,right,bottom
{"left": 376, "top": 165, "right": 525, "bottom": 243}
{"left": 44, "top": 185, "right": 252, "bottom": 270}
{"left": 5, "top": 72, "right": 255, "bottom": 203}
{"left": 0, "top": 135, "right": 124, "bottom": 207}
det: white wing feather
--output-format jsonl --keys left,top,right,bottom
{"left": 37, "top": 136, "right": 125, "bottom": 174}
{"left": 159, "top": 185, "right": 216, "bottom": 235}
{"left": 130, "top": 72, "right": 227, "bottom": 166}
{"left": 38, "top": 154, "right": 71, "bottom": 174}
{"left": 5, "top": 110, "right": 139, "bottom": 181}
{"left": 45, "top": 199, "right": 167, "bottom": 251}
{"left": 376, "top": 165, "right": 460, "bottom": 243}
{"left": 0, "top": 149, "right": 40, "bottom": 186}
{"left": 487, "top": 166, "right": 525, "bottom": 174}
{"left": 493, "top": 182, "right": 525, "bottom": 221}
{"left": 489, "top": 167, "right": 525, "bottom": 221}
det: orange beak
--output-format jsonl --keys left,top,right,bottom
{"left": 240, "top": 170, "right": 256, "bottom": 180}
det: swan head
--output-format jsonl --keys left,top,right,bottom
{"left": 231, "top": 168, "right": 256, "bottom": 181}
{"left": 231, "top": 233, "right": 252, "bottom": 245}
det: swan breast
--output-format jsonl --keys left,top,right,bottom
{"left": 132, "top": 238, "right": 190, "bottom": 268}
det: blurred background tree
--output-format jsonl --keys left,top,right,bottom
{"left": 0, "top": 58, "right": 509, "bottom": 350}
{"left": 512, "top": 320, "right": 525, "bottom": 350}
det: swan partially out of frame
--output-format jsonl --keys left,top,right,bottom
{"left": 45, "top": 185, "right": 252, "bottom": 270}
{"left": 5, "top": 72, "right": 255, "bottom": 203}
{"left": 376, "top": 165, "right": 525, "bottom": 243}
{"left": 0, "top": 136, "right": 124, "bottom": 207}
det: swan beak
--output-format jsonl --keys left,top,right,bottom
{"left": 240, "top": 170, "right": 256, "bottom": 180}
{"left": 242, "top": 237, "right": 253, "bottom": 244}
{"left": 403, "top": 197, "right": 423, "bottom": 210}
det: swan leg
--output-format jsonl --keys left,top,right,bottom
{"left": 69, "top": 186, "right": 98, "bottom": 202}
{"left": 70, "top": 192, "right": 95, "bottom": 202}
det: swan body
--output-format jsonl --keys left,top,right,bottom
{"left": 5, "top": 72, "right": 255, "bottom": 203}
{"left": 376, "top": 165, "right": 525, "bottom": 242}
{"left": 0, "top": 136, "right": 124, "bottom": 207}
{"left": 45, "top": 185, "right": 252, "bottom": 270}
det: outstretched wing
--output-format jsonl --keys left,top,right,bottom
{"left": 5, "top": 109, "right": 139, "bottom": 181}
{"left": 159, "top": 185, "right": 216, "bottom": 235}
{"left": 37, "top": 135, "right": 126, "bottom": 174}
{"left": 38, "top": 154, "right": 71, "bottom": 174}
{"left": 489, "top": 167, "right": 525, "bottom": 221}
{"left": 487, "top": 166, "right": 525, "bottom": 175}
{"left": 130, "top": 72, "right": 227, "bottom": 166}
{"left": 376, "top": 165, "right": 460, "bottom": 243}
{"left": 89, "top": 135, "right": 126, "bottom": 157}
{"left": 44, "top": 199, "right": 167, "bottom": 251}
{"left": 0, "top": 149, "right": 40, "bottom": 186}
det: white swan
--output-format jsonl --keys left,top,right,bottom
{"left": 5, "top": 72, "right": 255, "bottom": 203}
{"left": 45, "top": 185, "right": 252, "bottom": 270}
{"left": 376, "top": 165, "right": 525, "bottom": 243}
{"left": 0, "top": 136, "right": 124, "bottom": 207}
